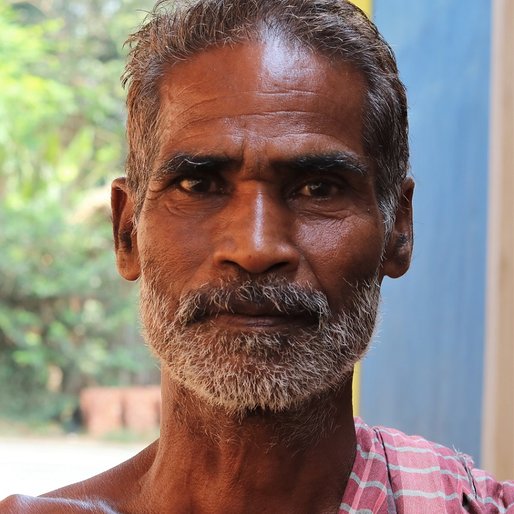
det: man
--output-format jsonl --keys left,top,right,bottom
{"left": 1, "top": 0, "right": 512, "bottom": 512}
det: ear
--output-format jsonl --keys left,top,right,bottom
{"left": 380, "top": 178, "right": 414, "bottom": 279}
{"left": 111, "top": 177, "right": 140, "bottom": 281}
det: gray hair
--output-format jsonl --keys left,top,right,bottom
{"left": 122, "top": 0, "right": 409, "bottom": 234}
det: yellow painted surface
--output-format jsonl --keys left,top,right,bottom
{"left": 350, "top": 0, "right": 372, "bottom": 17}
{"left": 350, "top": 0, "right": 372, "bottom": 417}
{"left": 352, "top": 364, "right": 361, "bottom": 415}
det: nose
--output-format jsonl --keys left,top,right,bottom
{"left": 213, "top": 186, "right": 300, "bottom": 276}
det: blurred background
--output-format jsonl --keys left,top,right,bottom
{"left": 0, "top": 0, "right": 158, "bottom": 425}
{"left": 0, "top": 0, "right": 513, "bottom": 497}
{"left": 0, "top": 0, "right": 159, "bottom": 496}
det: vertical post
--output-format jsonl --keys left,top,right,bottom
{"left": 482, "top": 0, "right": 514, "bottom": 480}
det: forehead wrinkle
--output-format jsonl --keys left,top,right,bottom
{"left": 163, "top": 91, "right": 341, "bottom": 124}
{"left": 158, "top": 39, "right": 367, "bottom": 112}
{"left": 156, "top": 81, "right": 366, "bottom": 152}
{"left": 157, "top": 129, "right": 246, "bottom": 160}
{"left": 175, "top": 110, "right": 335, "bottom": 123}
{"left": 158, "top": 123, "right": 366, "bottom": 165}
{"left": 187, "top": 86, "right": 346, "bottom": 104}
{"left": 164, "top": 112, "right": 364, "bottom": 148}
{"left": 167, "top": 110, "right": 337, "bottom": 133}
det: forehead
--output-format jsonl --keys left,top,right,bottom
{"left": 156, "top": 37, "right": 367, "bottom": 163}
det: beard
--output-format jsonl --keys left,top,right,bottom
{"left": 140, "top": 272, "right": 380, "bottom": 417}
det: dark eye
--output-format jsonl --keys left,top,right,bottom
{"left": 297, "top": 181, "right": 341, "bottom": 198}
{"left": 177, "top": 176, "right": 219, "bottom": 194}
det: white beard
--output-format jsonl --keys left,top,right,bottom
{"left": 140, "top": 275, "right": 380, "bottom": 416}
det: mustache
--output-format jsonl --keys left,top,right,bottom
{"left": 173, "top": 279, "right": 332, "bottom": 327}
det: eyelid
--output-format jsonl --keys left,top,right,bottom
{"left": 173, "top": 172, "right": 227, "bottom": 195}
{"left": 290, "top": 174, "right": 346, "bottom": 194}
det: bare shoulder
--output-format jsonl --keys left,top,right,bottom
{"left": 0, "top": 441, "right": 158, "bottom": 514}
{"left": 0, "top": 494, "right": 118, "bottom": 513}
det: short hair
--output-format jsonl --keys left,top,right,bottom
{"left": 122, "top": 0, "right": 408, "bottom": 234}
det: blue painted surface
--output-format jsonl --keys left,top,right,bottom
{"left": 360, "top": 0, "right": 491, "bottom": 463}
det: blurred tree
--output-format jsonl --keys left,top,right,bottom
{"left": 0, "top": 0, "right": 158, "bottom": 426}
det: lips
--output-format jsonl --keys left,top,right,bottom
{"left": 195, "top": 299, "right": 318, "bottom": 330}
{"left": 210, "top": 312, "right": 313, "bottom": 331}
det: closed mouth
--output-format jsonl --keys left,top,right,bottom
{"left": 193, "top": 301, "right": 318, "bottom": 330}
{"left": 210, "top": 311, "right": 313, "bottom": 329}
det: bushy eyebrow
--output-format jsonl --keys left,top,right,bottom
{"left": 154, "top": 154, "right": 232, "bottom": 180}
{"left": 281, "top": 153, "right": 369, "bottom": 177}
{"left": 154, "top": 151, "right": 368, "bottom": 179}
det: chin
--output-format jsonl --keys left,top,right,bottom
{"left": 148, "top": 319, "right": 374, "bottom": 416}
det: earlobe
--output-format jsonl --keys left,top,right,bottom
{"left": 381, "top": 178, "right": 414, "bottom": 279}
{"left": 111, "top": 177, "right": 141, "bottom": 281}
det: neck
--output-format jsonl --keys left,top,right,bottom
{"left": 142, "top": 368, "right": 357, "bottom": 514}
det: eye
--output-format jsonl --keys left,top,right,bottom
{"left": 296, "top": 181, "right": 342, "bottom": 198}
{"left": 176, "top": 176, "right": 220, "bottom": 194}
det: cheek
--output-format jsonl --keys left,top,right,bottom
{"left": 296, "top": 216, "right": 384, "bottom": 294}
{"left": 137, "top": 212, "right": 212, "bottom": 294}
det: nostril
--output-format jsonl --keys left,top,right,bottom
{"left": 215, "top": 247, "right": 299, "bottom": 276}
{"left": 266, "top": 261, "right": 292, "bottom": 274}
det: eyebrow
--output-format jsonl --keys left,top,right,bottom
{"left": 154, "top": 151, "right": 369, "bottom": 179}
{"left": 154, "top": 154, "right": 232, "bottom": 179}
{"left": 281, "top": 153, "right": 369, "bottom": 177}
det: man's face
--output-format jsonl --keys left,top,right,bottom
{"left": 114, "top": 37, "right": 411, "bottom": 413}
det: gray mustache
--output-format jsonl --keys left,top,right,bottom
{"left": 173, "top": 281, "right": 331, "bottom": 327}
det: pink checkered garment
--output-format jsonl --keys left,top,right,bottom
{"left": 340, "top": 419, "right": 514, "bottom": 513}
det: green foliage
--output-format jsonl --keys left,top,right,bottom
{"left": 0, "top": 0, "right": 158, "bottom": 425}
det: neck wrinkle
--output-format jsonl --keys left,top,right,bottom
{"left": 142, "top": 368, "right": 356, "bottom": 513}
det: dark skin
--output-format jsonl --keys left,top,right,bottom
{"left": 0, "top": 38, "right": 413, "bottom": 513}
